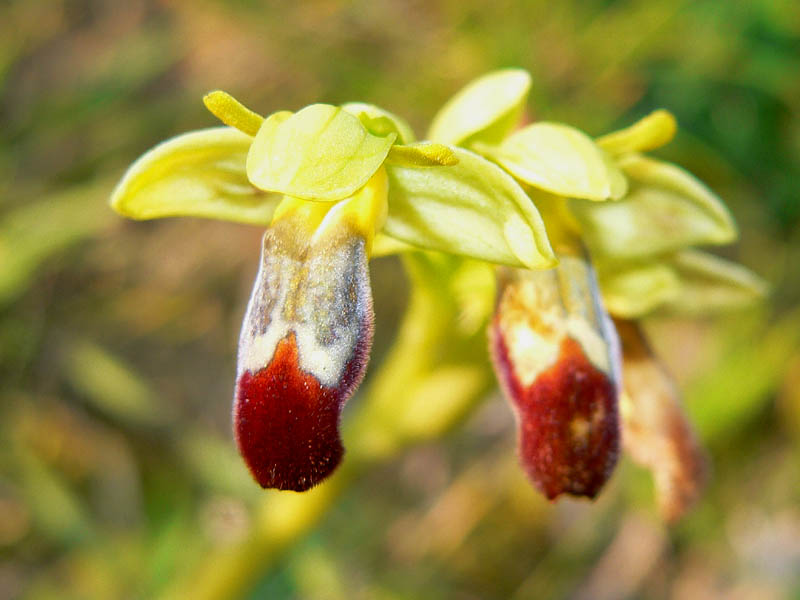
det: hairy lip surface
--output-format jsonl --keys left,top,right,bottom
{"left": 491, "top": 325, "right": 620, "bottom": 499}
{"left": 234, "top": 224, "right": 373, "bottom": 492}
{"left": 235, "top": 331, "right": 369, "bottom": 491}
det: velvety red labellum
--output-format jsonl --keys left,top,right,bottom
{"left": 489, "top": 259, "right": 621, "bottom": 500}
{"left": 235, "top": 332, "right": 368, "bottom": 491}
{"left": 491, "top": 327, "right": 619, "bottom": 499}
{"left": 234, "top": 223, "right": 373, "bottom": 492}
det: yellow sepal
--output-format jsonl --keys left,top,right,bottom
{"left": 598, "top": 110, "right": 677, "bottom": 156}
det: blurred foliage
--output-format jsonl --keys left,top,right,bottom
{"left": 1, "top": 0, "right": 798, "bottom": 599}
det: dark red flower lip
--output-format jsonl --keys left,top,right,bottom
{"left": 491, "top": 323, "right": 619, "bottom": 499}
{"left": 489, "top": 259, "right": 621, "bottom": 500}
{"left": 234, "top": 329, "right": 371, "bottom": 492}
{"left": 233, "top": 224, "right": 373, "bottom": 492}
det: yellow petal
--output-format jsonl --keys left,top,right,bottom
{"left": 110, "top": 127, "right": 279, "bottom": 225}
{"left": 597, "top": 110, "right": 677, "bottom": 156}
{"left": 428, "top": 69, "right": 531, "bottom": 146}
{"left": 571, "top": 154, "right": 737, "bottom": 260}
{"left": 246, "top": 104, "right": 396, "bottom": 201}
{"left": 203, "top": 90, "right": 264, "bottom": 137}
{"left": 386, "top": 143, "right": 458, "bottom": 167}
{"left": 597, "top": 260, "right": 680, "bottom": 318}
{"left": 384, "top": 147, "right": 555, "bottom": 269}
{"left": 482, "top": 122, "right": 628, "bottom": 201}
{"left": 662, "top": 250, "right": 767, "bottom": 314}
{"left": 597, "top": 250, "right": 766, "bottom": 317}
{"left": 342, "top": 102, "right": 416, "bottom": 144}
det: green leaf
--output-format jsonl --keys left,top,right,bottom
{"left": 342, "top": 102, "right": 416, "bottom": 144}
{"left": 246, "top": 104, "right": 396, "bottom": 201}
{"left": 111, "top": 127, "right": 279, "bottom": 225}
{"left": 661, "top": 250, "right": 767, "bottom": 314}
{"left": 428, "top": 69, "right": 531, "bottom": 146}
{"left": 570, "top": 154, "right": 737, "bottom": 260}
{"left": 597, "top": 109, "right": 677, "bottom": 156}
{"left": 597, "top": 260, "right": 680, "bottom": 318}
{"left": 480, "top": 122, "right": 628, "bottom": 201}
{"left": 384, "top": 147, "right": 555, "bottom": 269}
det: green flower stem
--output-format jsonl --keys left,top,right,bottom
{"left": 159, "top": 254, "right": 493, "bottom": 600}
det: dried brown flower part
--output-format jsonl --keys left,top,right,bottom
{"left": 615, "top": 319, "right": 708, "bottom": 521}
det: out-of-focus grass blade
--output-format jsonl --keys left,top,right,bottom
{"left": 177, "top": 431, "right": 258, "bottom": 498}
{"left": 0, "top": 181, "right": 115, "bottom": 307}
{"left": 17, "top": 452, "right": 92, "bottom": 544}
{"left": 63, "top": 339, "right": 169, "bottom": 428}
{"left": 687, "top": 307, "right": 800, "bottom": 442}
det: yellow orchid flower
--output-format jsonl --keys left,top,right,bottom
{"left": 110, "top": 72, "right": 765, "bottom": 521}
{"left": 111, "top": 88, "right": 554, "bottom": 492}
{"left": 428, "top": 70, "right": 766, "bottom": 518}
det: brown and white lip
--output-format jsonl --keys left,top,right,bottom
{"left": 234, "top": 221, "right": 373, "bottom": 492}
{"left": 490, "top": 254, "right": 621, "bottom": 500}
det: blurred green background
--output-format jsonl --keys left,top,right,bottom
{"left": 1, "top": 1, "right": 799, "bottom": 598}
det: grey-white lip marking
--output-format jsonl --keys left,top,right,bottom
{"left": 495, "top": 254, "right": 621, "bottom": 389}
{"left": 238, "top": 227, "right": 371, "bottom": 388}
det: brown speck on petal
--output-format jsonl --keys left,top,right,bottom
{"left": 234, "top": 217, "right": 373, "bottom": 492}
{"left": 615, "top": 319, "right": 708, "bottom": 521}
{"left": 490, "top": 255, "right": 621, "bottom": 500}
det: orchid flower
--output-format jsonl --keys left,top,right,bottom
{"left": 111, "top": 89, "right": 554, "bottom": 492}
{"left": 110, "top": 71, "right": 765, "bottom": 520}
{"left": 427, "top": 70, "right": 765, "bottom": 518}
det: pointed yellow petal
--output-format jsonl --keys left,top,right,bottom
{"left": 481, "top": 123, "right": 628, "bottom": 201}
{"left": 246, "top": 104, "right": 396, "bottom": 201}
{"left": 203, "top": 90, "right": 265, "bottom": 137}
{"left": 110, "top": 127, "right": 279, "bottom": 225}
{"left": 571, "top": 154, "right": 737, "bottom": 260}
{"left": 597, "top": 110, "right": 677, "bottom": 156}
{"left": 384, "top": 147, "right": 555, "bottom": 269}
{"left": 428, "top": 69, "right": 531, "bottom": 145}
